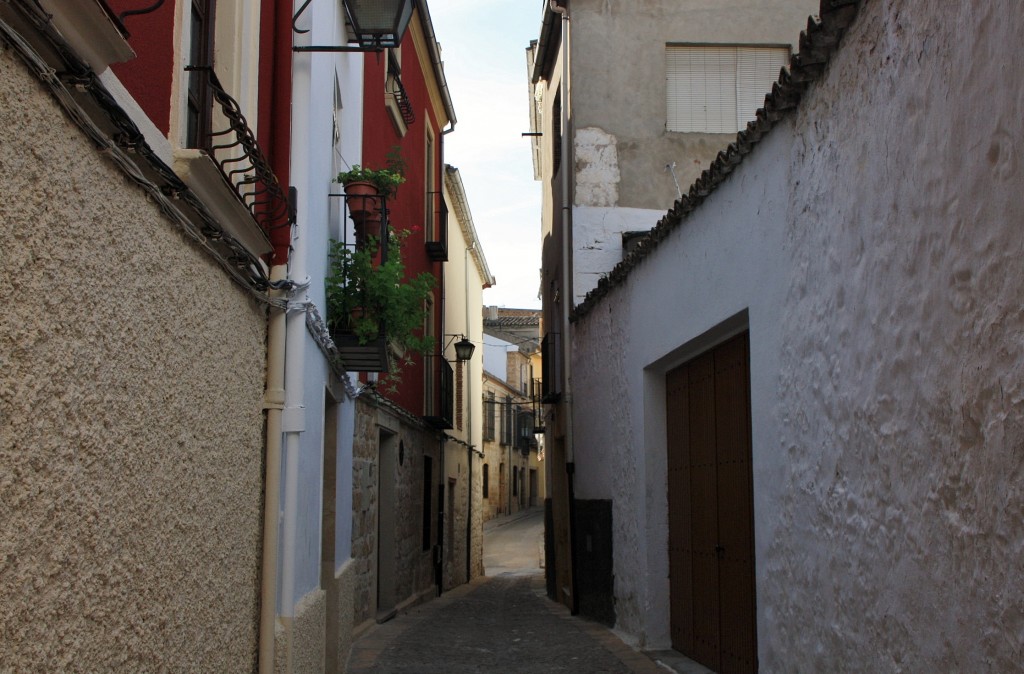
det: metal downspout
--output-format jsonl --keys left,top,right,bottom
{"left": 465, "top": 242, "right": 475, "bottom": 582}
{"left": 550, "top": 0, "right": 579, "bottom": 616}
{"left": 260, "top": 267, "right": 287, "bottom": 674}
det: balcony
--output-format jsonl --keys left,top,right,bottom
{"left": 423, "top": 357, "right": 454, "bottom": 429}
{"left": 326, "top": 194, "right": 394, "bottom": 373}
{"left": 531, "top": 378, "right": 546, "bottom": 433}
{"left": 540, "top": 332, "right": 562, "bottom": 403}
{"left": 425, "top": 194, "right": 448, "bottom": 262}
{"left": 174, "top": 66, "right": 293, "bottom": 257}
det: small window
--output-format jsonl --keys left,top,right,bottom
{"left": 482, "top": 464, "right": 489, "bottom": 499}
{"left": 484, "top": 392, "right": 496, "bottom": 441}
{"left": 666, "top": 45, "right": 789, "bottom": 134}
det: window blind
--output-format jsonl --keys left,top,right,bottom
{"left": 667, "top": 45, "right": 789, "bottom": 134}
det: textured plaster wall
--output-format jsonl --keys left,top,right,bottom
{"left": 0, "top": 48, "right": 266, "bottom": 671}
{"left": 274, "top": 589, "right": 326, "bottom": 674}
{"left": 329, "top": 560, "right": 357, "bottom": 673}
{"left": 572, "top": 0, "right": 1024, "bottom": 669}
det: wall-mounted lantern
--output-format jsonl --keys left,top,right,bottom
{"left": 453, "top": 336, "right": 475, "bottom": 363}
{"left": 346, "top": 0, "right": 414, "bottom": 49}
{"left": 293, "top": 0, "right": 414, "bottom": 52}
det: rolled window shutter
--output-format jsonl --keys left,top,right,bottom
{"left": 736, "top": 47, "right": 789, "bottom": 129}
{"left": 668, "top": 45, "right": 788, "bottom": 134}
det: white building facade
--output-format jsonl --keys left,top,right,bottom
{"left": 570, "top": 1, "right": 1024, "bottom": 671}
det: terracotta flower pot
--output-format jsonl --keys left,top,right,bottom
{"left": 343, "top": 180, "right": 381, "bottom": 219}
{"left": 354, "top": 209, "right": 383, "bottom": 251}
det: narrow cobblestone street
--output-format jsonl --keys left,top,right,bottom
{"left": 346, "top": 509, "right": 663, "bottom": 673}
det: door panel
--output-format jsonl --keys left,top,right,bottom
{"left": 667, "top": 367, "right": 693, "bottom": 652}
{"left": 667, "top": 332, "right": 756, "bottom": 673}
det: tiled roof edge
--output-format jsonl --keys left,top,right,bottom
{"left": 572, "top": 0, "right": 861, "bottom": 322}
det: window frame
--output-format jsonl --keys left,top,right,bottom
{"left": 666, "top": 44, "right": 790, "bottom": 135}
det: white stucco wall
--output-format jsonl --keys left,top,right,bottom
{"left": 572, "top": 205, "right": 665, "bottom": 303}
{"left": 483, "top": 335, "right": 516, "bottom": 380}
{"left": 278, "top": 4, "right": 362, "bottom": 669}
{"left": 572, "top": 1, "right": 1024, "bottom": 669}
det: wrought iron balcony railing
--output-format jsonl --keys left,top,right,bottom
{"left": 386, "top": 66, "right": 415, "bottom": 126}
{"left": 540, "top": 332, "right": 562, "bottom": 403}
{"left": 116, "top": 1, "right": 167, "bottom": 27}
{"left": 424, "top": 357, "right": 454, "bottom": 429}
{"left": 184, "top": 65, "right": 294, "bottom": 236}
{"left": 425, "top": 194, "right": 447, "bottom": 261}
{"left": 531, "top": 378, "right": 546, "bottom": 433}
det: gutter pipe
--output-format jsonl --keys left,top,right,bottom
{"left": 465, "top": 241, "right": 476, "bottom": 582}
{"left": 259, "top": 266, "right": 287, "bottom": 674}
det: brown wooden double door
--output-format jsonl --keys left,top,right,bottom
{"left": 666, "top": 332, "right": 757, "bottom": 673}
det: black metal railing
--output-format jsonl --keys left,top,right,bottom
{"left": 386, "top": 68, "right": 415, "bottom": 126}
{"left": 424, "top": 357, "right": 454, "bottom": 429}
{"left": 425, "top": 194, "right": 447, "bottom": 261}
{"left": 531, "top": 378, "right": 546, "bottom": 432}
{"left": 325, "top": 193, "right": 391, "bottom": 373}
{"left": 517, "top": 408, "right": 534, "bottom": 454}
{"left": 185, "top": 66, "right": 294, "bottom": 235}
{"left": 540, "top": 332, "right": 561, "bottom": 403}
{"left": 116, "top": 0, "right": 166, "bottom": 27}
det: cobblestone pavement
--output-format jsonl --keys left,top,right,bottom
{"left": 346, "top": 573, "right": 663, "bottom": 674}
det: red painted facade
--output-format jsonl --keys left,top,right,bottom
{"left": 108, "top": 0, "right": 175, "bottom": 134}
{"left": 362, "top": 25, "right": 446, "bottom": 416}
{"left": 106, "top": 0, "right": 291, "bottom": 265}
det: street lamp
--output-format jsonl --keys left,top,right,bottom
{"left": 293, "top": 0, "right": 414, "bottom": 52}
{"left": 453, "top": 336, "right": 475, "bottom": 363}
{"left": 345, "top": 0, "right": 414, "bottom": 49}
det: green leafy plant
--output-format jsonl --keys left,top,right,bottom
{"left": 326, "top": 230, "right": 435, "bottom": 358}
{"left": 336, "top": 164, "right": 405, "bottom": 198}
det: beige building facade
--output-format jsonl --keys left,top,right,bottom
{"left": 0, "top": 10, "right": 268, "bottom": 671}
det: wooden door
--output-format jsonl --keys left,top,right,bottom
{"left": 667, "top": 333, "right": 757, "bottom": 673}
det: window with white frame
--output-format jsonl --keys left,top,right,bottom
{"left": 666, "top": 45, "right": 789, "bottom": 134}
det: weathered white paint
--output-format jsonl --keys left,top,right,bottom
{"left": 574, "top": 126, "right": 620, "bottom": 207}
{"left": 571, "top": 205, "right": 664, "bottom": 303}
{"left": 572, "top": 1, "right": 1024, "bottom": 670}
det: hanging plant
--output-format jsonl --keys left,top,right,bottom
{"left": 326, "top": 229, "right": 435, "bottom": 359}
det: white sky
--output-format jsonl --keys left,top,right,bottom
{"left": 429, "top": 1, "right": 544, "bottom": 309}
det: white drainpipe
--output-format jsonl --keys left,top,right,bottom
{"left": 259, "top": 266, "right": 287, "bottom": 674}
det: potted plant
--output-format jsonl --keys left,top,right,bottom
{"left": 326, "top": 229, "right": 434, "bottom": 375}
{"left": 336, "top": 164, "right": 406, "bottom": 246}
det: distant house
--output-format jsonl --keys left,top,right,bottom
{"left": 441, "top": 164, "right": 496, "bottom": 583}
{"left": 481, "top": 310, "right": 546, "bottom": 522}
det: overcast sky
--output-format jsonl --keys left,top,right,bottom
{"left": 429, "top": 1, "right": 544, "bottom": 310}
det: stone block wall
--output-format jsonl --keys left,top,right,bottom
{"left": 351, "top": 399, "right": 439, "bottom": 628}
